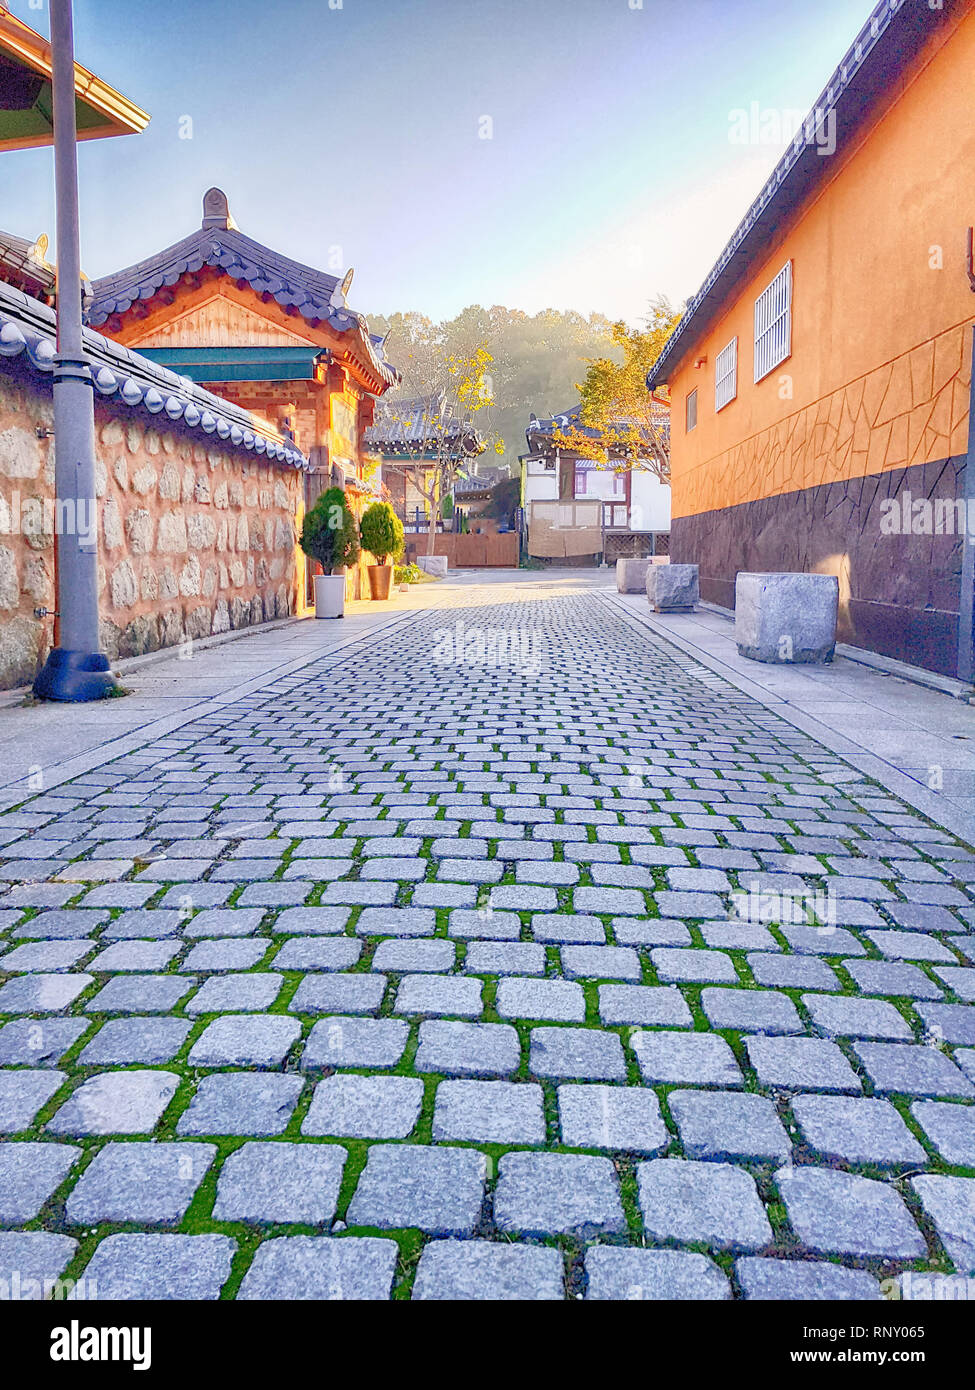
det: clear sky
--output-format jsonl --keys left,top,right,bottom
{"left": 1, "top": 0, "right": 869, "bottom": 323}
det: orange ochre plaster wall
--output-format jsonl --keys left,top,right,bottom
{"left": 667, "top": 2, "right": 975, "bottom": 522}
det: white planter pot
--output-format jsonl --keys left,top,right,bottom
{"left": 314, "top": 574, "right": 346, "bottom": 619}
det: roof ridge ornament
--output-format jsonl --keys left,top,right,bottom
{"left": 329, "top": 266, "right": 354, "bottom": 309}
{"left": 30, "top": 233, "right": 51, "bottom": 268}
{"left": 201, "top": 187, "right": 236, "bottom": 231}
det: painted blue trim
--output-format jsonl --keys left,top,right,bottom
{"left": 137, "top": 345, "right": 323, "bottom": 383}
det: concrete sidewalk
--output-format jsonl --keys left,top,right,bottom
{"left": 604, "top": 588, "right": 975, "bottom": 847}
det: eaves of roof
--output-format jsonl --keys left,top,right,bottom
{"left": 0, "top": 4, "right": 150, "bottom": 151}
{"left": 0, "top": 280, "right": 308, "bottom": 470}
{"left": 0, "top": 228, "right": 56, "bottom": 298}
{"left": 89, "top": 225, "right": 397, "bottom": 389}
{"left": 525, "top": 401, "right": 668, "bottom": 451}
{"left": 646, "top": 0, "right": 959, "bottom": 389}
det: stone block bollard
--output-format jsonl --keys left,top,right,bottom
{"left": 647, "top": 562, "right": 699, "bottom": 613}
{"left": 416, "top": 555, "right": 448, "bottom": 579}
{"left": 735, "top": 572, "right": 838, "bottom": 664}
{"left": 616, "top": 557, "right": 652, "bottom": 593}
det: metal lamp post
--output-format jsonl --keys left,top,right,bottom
{"left": 32, "top": 0, "right": 115, "bottom": 700}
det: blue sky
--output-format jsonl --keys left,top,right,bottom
{"left": 1, "top": 0, "right": 869, "bottom": 322}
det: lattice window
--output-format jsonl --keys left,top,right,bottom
{"left": 715, "top": 336, "right": 738, "bottom": 411}
{"left": 754, "top": 262, "right": 792, "bottom": 382}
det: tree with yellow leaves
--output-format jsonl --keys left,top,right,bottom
{"left": 375, "top": 339, "right": 505, "bottom": 556}
{"left": 552, "top": 296, "right": 681, "bottom": 485}
{"left": 418, "top": 344, "right": 505, "bottom": 555}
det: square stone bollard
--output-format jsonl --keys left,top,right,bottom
{"left": 416, "top": 555, "right": 448, "bottom": 579}
{"left": 616, "top": 557, "right": 652, "bottom": 593}
{"left": 735, "top": 572, "right": 838, "bottom": 664}
{"left": 646, "top": 563, "right": 699, "bottom": 613}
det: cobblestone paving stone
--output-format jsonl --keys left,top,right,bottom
{"left": 2, "top": 579, "right": 975, "bottom": 1298}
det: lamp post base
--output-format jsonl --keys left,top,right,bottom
{"left": 33, "top": 649, "right": 116, "bottom": 702}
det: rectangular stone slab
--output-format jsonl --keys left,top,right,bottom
{"left": 647, "top": 563, "right": 699, "bottom": 612}
{"left": 735, "top": 571, "right": 838, "bottom": 664}
{"left": 416, "top": 555, "right": 448, "bottom": 578}
{"left": 616, "top": 557, "right": 652, "bottom": 593}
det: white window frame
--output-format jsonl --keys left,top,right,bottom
{"left": 715, "top": 336, "right": 738, "bottom": 411}
{"left": 753, "top": 261, "right": 792, "bottom": 383}
{"left": 574, "top": 465, "right": 624, "bottom": 501}
{"left": 685, "top": 388, "right": 698, "bottom": 432}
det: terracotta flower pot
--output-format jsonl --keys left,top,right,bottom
{"left": 367, "top": 564, "right": 393, "bottom": 601}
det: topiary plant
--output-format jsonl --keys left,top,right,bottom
{"left": 300, "top": 486, "right": 360, "bottom": 574}
{"left": 359, "top": 500, "right": 405, "bottom": 566}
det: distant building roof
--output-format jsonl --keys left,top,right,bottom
{"left": 455, "top": 465, "right": 508, "bottom": 495}
{"left": 0, "top": 226, "right": 96, "bottom": 313}
{"left": 526, "top": 401, "right": 669, "bottom": 453}
{"left": 365, "top": 393, "right": 484, "bottom": 457}
{"left": 646, "top": 0, "right": 957, "bottom": 388}
{"left": 0, "top": 228, "right": 56, "bottom": 301}
{"left": 0, "top": 279, "right": 307, "bottom": 469}
{"left": 89, "top": 189, "right": 397, "bottom": 388}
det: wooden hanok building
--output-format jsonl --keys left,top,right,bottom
{"left": 521, "top": 404, "right": 671, "bottom": 565}
{"left": 363, "top": 392, "right": 484, "bottom": 531}
{"left": 88, "top": 189, "right": 398, "bottom": 603}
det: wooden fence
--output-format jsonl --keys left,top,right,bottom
{"left": 404, "top": 533, "right": 519, "bottom": 568}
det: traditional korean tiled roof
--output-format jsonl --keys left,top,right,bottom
{"left": 527, "top": 401, "right": 669, "bottom": 451}
{"left": 0, "top": 229, "right": 56, "bottom": 300}
{"left": 0, "top": 279, "right": 308, "bottom": 469}
{"left": 365, "top": 393, "right": 484, "bottom": 456}
{"left": 527, "top": 403, "right": 592, "bottom": 440}
{"left": 89, "top": 191, "right": 397, "bottom": 389}
{"left": 0, "top": 226, "right": 94, "bottom": 311}
{"left": 646, "top": 0, "right": 951, "bottom": 388}
{"left": 454, "top": 466, "right": 508, "bottom": 494}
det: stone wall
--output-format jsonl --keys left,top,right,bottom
{"left": 0, "top": 367, "right": 53, "bottom": 688}
{"left": 0, "top": 360, "right": 301, "bottom": 689}
{"left": 671, "top": 454, "right": 965, "bottom": 677}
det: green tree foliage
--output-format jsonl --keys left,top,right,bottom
{"left": 553, "top": 296, "right": 681, "bottom": 483}
{"left": 485, "top": 475, "right": 521, "bottom": 527}
{"left": 359, "top": 501, "right": 404, "bottom": 566}
{"left": 366, "top": 306, "right": 620, "bottom": 475}
{"left": 300, "top": 487, "right": 360, "bottom": 574}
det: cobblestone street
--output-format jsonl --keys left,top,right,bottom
{"left": 1, "top": 575, "right": 974, "bottom": 1300}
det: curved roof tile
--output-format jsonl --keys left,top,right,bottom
{"left": 0, "top": 279, "right": 308, "bottom": 470}
{"left": 89, "top": 212, "right": 398, "bottom": 388}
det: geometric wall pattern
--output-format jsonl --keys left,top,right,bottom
{"left": 674, "top": 321, "right": 972, "bottom": 520}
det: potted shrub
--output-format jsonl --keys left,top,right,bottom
{"left": 300, "top": 486, "right": 360, "bottom": 619}
{"left": 359, "top": 501, "right": 404, "bottom": 601}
